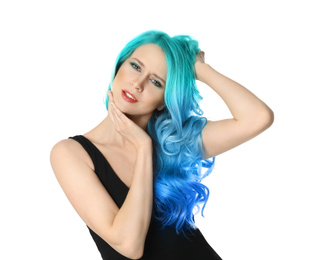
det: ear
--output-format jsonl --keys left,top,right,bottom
{"left": 157, "top": 103, "right": 165, "bottom": 111}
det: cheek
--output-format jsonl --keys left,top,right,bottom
{"left": 113, "top": 72, "right": 124, "bottom": 85}
{"left": 147, "top": 91, "right": 164, "bottom": 107}
{"left": 113, "top": 65, "right": 131, "bottom": 85}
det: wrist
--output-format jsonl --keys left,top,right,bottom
{"left": 136, "top": 141, "right": 153, "bottom": 153}
{"left": 195, "top": 62, "right": 211, "bottom": 82}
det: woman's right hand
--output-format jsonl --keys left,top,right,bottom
{"left": 51, "top": 92, "right": 154, "bottom": 258}
{"left": 108, "top": 91, "right": 152, "bottom": 150}
{"left": 194, "top": 50, "right": 207, "bottom": 82}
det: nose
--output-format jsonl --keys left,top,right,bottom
{"left": 130, "top": 75, "right": 145, "bottom": 92}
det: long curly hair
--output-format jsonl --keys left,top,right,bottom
{"left": 103, "top": 30, "right": 215, "bottom": 233}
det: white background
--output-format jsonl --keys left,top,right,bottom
{"left": 1, "top": 0, "right": 325, "bottom": 259}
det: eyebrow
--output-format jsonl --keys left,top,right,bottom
{"left": 132, "top": 58, "right": 166, "bottom": 85}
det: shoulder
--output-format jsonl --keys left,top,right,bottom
{"left": 50, "top": 138, "right": 94, "bottom": 172}
{"left": 50, "top": 138, "right": 82, "bottom": 160}
{"left": 51, "top": 138, "right": 85, "bottom": 152}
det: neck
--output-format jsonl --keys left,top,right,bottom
{"left": 126, "top": 113, "right": 152, "bottom": 132}
{"left": 84, "top": 112, "right": 152, "bottom": 149}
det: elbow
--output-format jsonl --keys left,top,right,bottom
{"left": 262, "top": 107, "right": 274, "bottom": 129}
{"left": 130, "top": 250, "right": 144, "bottom": 260}
{"left": 106, "top": 224, "right": 147, "bottom": 259}
{"left": 120, "top": 243, "right": 144, "bottom": 260}
{"left": 111, "top": 237, "right": 144, "bottom": 259}
{"left": 245, "top": 107, "right": 274, "bottom": 135}
{"left": 255, "top": 107, "right": 274, "bottom": 133}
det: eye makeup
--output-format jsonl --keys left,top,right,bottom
{"left": 130, "top": 61, "right": 163, "bottom": 88}
{"left": 130, "top": 62, "right": 141, "bottom": 72}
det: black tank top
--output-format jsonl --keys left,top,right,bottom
{"left": 68, "top": 135, "right": 222, "bottom": 260}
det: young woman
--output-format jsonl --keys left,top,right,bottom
{"left": 50, "top": 30, "right": 273, "bottom": 260}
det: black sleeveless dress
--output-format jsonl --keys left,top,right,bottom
{"left": 68, "top": 135, "right": 223, "bottom": 260}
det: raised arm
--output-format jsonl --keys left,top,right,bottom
{"left": 195, "top": 51, "right": 274, "bottom": 159}
{"left": 50, "top": 92, "right": 153, "bottom": 259}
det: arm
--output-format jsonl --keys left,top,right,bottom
{"left": 50, "top": 142, "right": 152, "bottom": 259}
{"left": 195, "top": 52, "right": 274, "bottom": 158}
{"left": 50, "top": 92, "right": 153, "bottom": 259}
{"left": 110, "top": 144, "right": 153, "bottom": 257}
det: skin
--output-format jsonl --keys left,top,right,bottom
{"left": 50, "top": 43, "right": 274, "bottom": 259}
{"left": 110, "top": 44, "right": 166, "bottom": 132}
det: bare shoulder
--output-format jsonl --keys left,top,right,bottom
{"left": 49, "top": 138, "right": 120, "bottom": 247}
{"left": 50, "top": 138, "right": 94, "bottom": 171}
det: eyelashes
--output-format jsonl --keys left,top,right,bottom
{"left": 150, "top": 78, "right": 162, "bottom": 88}
{"left": 130, "top": 61, "right": 163, "bottom": 88}
{"left": 130, "top": 62, "right": 141, "bottom": 72}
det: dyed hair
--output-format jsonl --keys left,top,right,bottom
{"left": 103, "top": 30, "right": 215, "bottom": 233}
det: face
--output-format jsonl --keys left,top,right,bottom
{"left": 110, "top": 44, "right": 167, "bottom": 121}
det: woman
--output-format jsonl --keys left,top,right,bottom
{"left": 50, "top": 30, "right": 273, "bottom": 260}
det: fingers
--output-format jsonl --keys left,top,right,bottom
{"left": 108, "top": 90, "right": 114, "bottom": 105}
{"left": 108, "top": 91, "right": 125, "bottom": 122}
{"left": 108, "top": 91, "right": 130, "bottom": 132}
{"left": 108, "top": 91, "right": 121, "bottom": 129}
{"left": 196, "top": 50, "right": 205, "bottom": 63}
{"left": 107, "top": 91, "right": 151, "bottom": 149}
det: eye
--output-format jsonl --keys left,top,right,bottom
{"left": 150, "top": 78, "right": 163, "bottom": 88}
{"left": 130, "top": 62, "right": 141, "bottom": 72}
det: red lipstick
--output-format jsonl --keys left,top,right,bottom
{"left": 122, "top": 89, "right": 138, "bottom": 103}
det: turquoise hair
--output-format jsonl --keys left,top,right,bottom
{"left": 103, "top": 30, "right": 215, "bottom": 233}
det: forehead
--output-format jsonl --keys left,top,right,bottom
{"left": 130, "top": 44, "right": 167, "bottom": 78}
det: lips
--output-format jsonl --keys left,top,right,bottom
{"left": 122, "top": 89, "right": 138, "bottom": 103}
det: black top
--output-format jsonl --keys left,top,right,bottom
{"left": 68, "top": 135, "right": 222, "bottom": 260}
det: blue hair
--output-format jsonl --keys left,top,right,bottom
{"left": 103, "top": 30, "right": 215, "bottom": 233}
